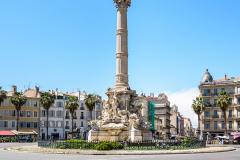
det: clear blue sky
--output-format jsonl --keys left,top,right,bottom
{"left": 0, "top": 0, "right": 240, "bottom": 96}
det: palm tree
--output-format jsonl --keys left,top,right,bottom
{"left": 0, "top": 87, "right": 7, "bottom": 106}
{"left": 84, "top": 94, "right": 99, "bottom": 120}
{"left": 10, "top": 92, "right": 27, "bottom": 131}
{"left": 217, "top": 90, "right": 231, "bottom": 136}
{"left": 40, "top": 92, "right": 55, "bottom": 140}
{"left": 65, "top": 96, "right": 79, "bottom": 138}
{"left": 192, "top": 96, "right": 205, "bottom": 139}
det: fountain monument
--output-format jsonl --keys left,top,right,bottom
{"left": 88, "top": 0, "right": 152, "bottom": 142}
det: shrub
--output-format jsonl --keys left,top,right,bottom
{"left": 181, "top": 137, "right": 199, "bottom": 148}
{"left": 0, "top": 137, "right": 17, "bottom": 143}
{"left": 54, "top": 140, "right": 96, "bottom": 150}
{"left": 65, "top": 139, "right": 85, "bottom": 143}
{"left": 54, "top": 140, "right": 123, "bottom": 150}
{"left": 95, "top": 142, "right": 123, "bottom": 150}
{"left": 95, "top": 142, "right": 112, "bottom": 151}
{"left": 110, "top": 142, "right": 124, "bottom": 150}
{"left": 45, "top": 139, "right": 205, "bottom": 150}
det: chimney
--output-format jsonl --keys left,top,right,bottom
{"left": 56, "top": 88, "right": 58, "bottom": 97}
{"left": 35, "top": 86, "right": 40, "bottom": 97}
{"left": 12, "top": 85, "right": 17, "bottom": 93}
{"left": 78, "top": 90, "right": 81, "bottom": 100}
{"left": 150, "top": 93, "right": 154, "bottom": 97}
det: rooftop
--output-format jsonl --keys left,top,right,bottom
{"left": 200, "top": 69, "right": 240, "bottom": 86}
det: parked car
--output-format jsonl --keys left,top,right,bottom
{"left": 17, "top": 136, "right": 33, "bottom": 143}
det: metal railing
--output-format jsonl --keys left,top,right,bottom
{"left": 123, "top": 140, "right": 206, "bottom": 150}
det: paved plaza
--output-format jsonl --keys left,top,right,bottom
{"left": 0, "top": 143, "right": 240, "bottom": 160}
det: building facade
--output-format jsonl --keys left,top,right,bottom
{"left": 170, "top": 105, "right": 181, "bottom": 136}
{"left": 0, "top": 86, "right": 40, "bottom": 132}
{"left": 183, "top": 117, "right": 193, "bottom": 137}
{"left": 170, "top": 105, "right": 194, "bottom": 138}
{"left": 39, "top": 91, "right": 65, "bottom": 140}
{"left": 40, "top": 90, "right": 102, "bottom": 140}
{"left": 0, "top": 86, "right": 102, "bottom": 140}
{"left": 147, "top": 93, "right": 171, "bottom": 139}
{"left": 65, "top": 91, "right": 102, "bottom": 139}
{"left": 199, "top": 69, "right": 240, "bottom": 138}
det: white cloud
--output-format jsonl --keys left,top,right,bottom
{"left": 167, "top": 88, "right": 200, "bottom": 128}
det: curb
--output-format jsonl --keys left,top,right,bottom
{"left": 5, "top": 146, "right": 236, "bottom": 155}
{"left": 207, "top": 144, "right": 240, "bottom": 149}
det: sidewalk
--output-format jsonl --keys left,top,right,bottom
{"left": 207, "top": 144, "right": 240, "bottom": 148}
{"left": 4, "top": 144, "right": 236, "bottom": 155}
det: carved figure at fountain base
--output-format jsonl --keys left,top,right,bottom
{"left": 88, "top": 87, "right": 152, "bottom": 142}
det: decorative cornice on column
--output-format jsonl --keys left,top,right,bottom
{"left": 113, "top": 0, "right": 131, "bottom": 8}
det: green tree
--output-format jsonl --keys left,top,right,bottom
{"left": 192, "top": 96, "right": 205, "bottom": 139}
{"left": 40, "top": 92, "right": 55, "bottom": 140}
{"left": 217, "top": 90, "right": 231, "bottom": 136}
{"left": 0, "top": 87, "right": 7, "bottom": 106}
{"left": 84, "top": 94, "right": 99, "bottom": 120}
{"left": 65, "top": 96, "right": 79, "bottom": 138}
{"left": 10, "top": 92, "right": 27, "bottom": 131}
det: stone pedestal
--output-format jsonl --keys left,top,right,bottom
{"left": 88, "top": 129, "right": 129, "bottom": 142}
{"left": 130, "top": 127, "right": 142, "bottom": 142}
{"left": 88, "top": 130, "right": 98, "bottom": 142}
{"left": 142, "top": 130, "right": 153, "bottom": 141}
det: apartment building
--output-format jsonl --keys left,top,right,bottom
{"left": 170, "top": 105, "right": 181, "bottom": 136}
{"left": 40, "top": 90, "right": 102, "bottom": 140}
{"left": 183, "top": 117, "right": 193, "bottom": 137}
{"left": 199, "top": 69, "right": 240, "bottom": 138}
{"left": 39, "top": 91, "right": 65, "bottom": 140}
{"left": 147, "top": 93, "right": 171, "bottom": 139}
{"left": 0, "top": 86, "right": 40, "bottom": 132}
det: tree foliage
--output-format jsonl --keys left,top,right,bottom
{"left": 192, "top": 97, "right": 205, "bottom": 115}
{"left": 40, "top": 92, "right": 55, "bottom": 110}
{"left": 192, "top": 96, "right": 205, "bottom": 137}
{"left": 10, "top": 92, "right": 27, "bottom": 111}
{"left": 217, "top": 90, "right": 231, "bottom": 112}
{"left": 65, "top": 96, "right": 79, "bottom": 114}
{"left": 84, "top": 94, "right": 99, "bottom": 111}
{"left": 217, "top": 90, "right": 231, "bottom": 135}
{"left": 0, "top": 87, "right": 7, "bottom": 106}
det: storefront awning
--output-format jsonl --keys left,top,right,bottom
{"left": 11, "top": 130, "right": 38, "bottom": 135}
{"left": 0, "top": 130, "right": 15, "bottom": 136}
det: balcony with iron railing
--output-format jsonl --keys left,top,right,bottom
{"left": 203, "top": 115, "right": 211, "bottom": 120}
{"left": 212, "top": 115, "right": 219, "bottom": 118}
{"left": 202, "top": 91, "right": 235, "bottom": 97}
{"left": 203, "top": 114, "right": 235, "bottom": 119}
{"left": 202, "top": 93, "right": 211, "bottom": 97}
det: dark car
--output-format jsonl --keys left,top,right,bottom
{"left": 17, "top": 136, "right": 33, "bottom": 143}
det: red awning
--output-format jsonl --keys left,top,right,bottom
{"left": 0, "top": 130, "right": 15, "bottom": 136}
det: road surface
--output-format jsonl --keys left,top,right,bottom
{"left": 0, "top": 143, "right": 239, "bottom": 160}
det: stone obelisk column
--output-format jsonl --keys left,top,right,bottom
{"left": 114, "top": 0, "right": 131, "bottom": 89}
